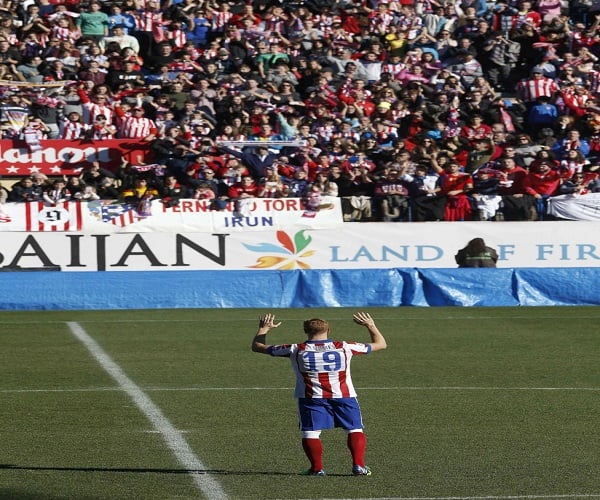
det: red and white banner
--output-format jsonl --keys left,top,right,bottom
{"left": 0, "top": 201, "right": 83, "bottom": 231}
{"left": 0, "top": 197, "right": 343, "bottom": 233}
{"left": 0, "top": 139, "right": 150, "bottom": 177}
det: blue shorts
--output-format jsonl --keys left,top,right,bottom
{"left": 297, "top": 397, "right": 364, "bottom": 431}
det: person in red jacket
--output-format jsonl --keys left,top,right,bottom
{"left": 523, "top": 160, "right": 562, "bottom": 220}
{"left": 437, "top": 162, "right": 473, "bottom": 221}
{"left": 228, "top": 175, "right": 260, "bottom": 217}
{"left": 494, "top": 156, "right": 535, "bottom": 220}
{"left": 228, "top": 175, "right": 259, "bottom": 199}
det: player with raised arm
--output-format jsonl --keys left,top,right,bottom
{"left": 251, "top": 312, "right": 387, "bottom": 476}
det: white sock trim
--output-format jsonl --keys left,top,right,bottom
{"left": 302, "top": 431, "right": 322, "bottom": 439}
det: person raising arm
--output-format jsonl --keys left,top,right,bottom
{"left": 251, "top": 311, "right": 387, "bottom": 476}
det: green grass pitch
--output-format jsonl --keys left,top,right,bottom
{"left": 1, "top": 307, "right": 599, "bottom": 499}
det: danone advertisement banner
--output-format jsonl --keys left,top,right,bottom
{"left": 0, "top": 139, "right": 148, "bottom": 176}
{"left": 0, "top": 221, "right": 598, "bottom": 271}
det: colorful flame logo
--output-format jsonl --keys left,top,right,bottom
{"left": 243, "top": 230, "right": 315, "bottom": 269}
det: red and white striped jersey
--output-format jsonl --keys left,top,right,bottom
{"left": 381, "top": 61, "right": 406, "bottom": 79}
{"left": 369, "top": 12, "right": 395, "bottom": 31}
{"left": 60, "top": 119, "right": 86, "bottom": 140}
{"left": 117, "top": 114, "right": 156, "bottom": 138}
{"left": 136, "top": 9, "right": 162, "bottom": 32}
{"left": 263, "top": 15, "right": 285, "bottom": 33}
{"left": 51, "top": 25, "right": 74, "bottom": 42}
{"left": 269, "top": 339, "right": 371, "bottom": 399}
{"left": 516, "top": 77, "right": 558, "bottom": 103}
{"left": 211, "top": 10, "right": 233, "bottom": 31}
{"left": 166, "top": 28, "right": 187, "bottom": 49}
{"left": 83, "top": 102, "right": 114, "bottom": 124}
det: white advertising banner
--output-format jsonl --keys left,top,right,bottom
{"left": 0, "top": 221, "right": 598, "bottom": 271}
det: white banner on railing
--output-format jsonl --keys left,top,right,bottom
{"left": 0, "top": 197, "right": 343, "bottom": 233}
{"left": 547, "top": 193, "right": 600, "bottom": 221}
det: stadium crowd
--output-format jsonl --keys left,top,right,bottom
{"left": 1, "top": 0, "right": 600, "bottom": 221}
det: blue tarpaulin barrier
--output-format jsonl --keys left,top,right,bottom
{"left": 0, "top": 268, "right": 598, "bottom": 310}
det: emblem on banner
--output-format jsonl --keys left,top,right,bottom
{"left": 25, "top": 201, "right": 83, "bottom": 231}
{"left": 243, "top": 230, "right": 315, "bottom": 269}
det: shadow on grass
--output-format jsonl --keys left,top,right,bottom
{"left": 0, "top": 464, "right": 351, "bottom": 477}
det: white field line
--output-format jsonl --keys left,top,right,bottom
{"left": 2, "top": 386, "right": 600, "bottom": 394}
{"left": 66, "top": 322, "right": 227, "bottom": 500}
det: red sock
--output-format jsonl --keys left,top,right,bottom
{"left": 347, "top": 431, "right": 367, "bottom": 467}
{"left": 302, "top": 438, "right": 323, "bottom": 471}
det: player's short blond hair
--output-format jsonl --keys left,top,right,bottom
{"left": 303, "top": 318, "right": 329, "bottom": 337}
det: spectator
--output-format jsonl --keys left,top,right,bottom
{"left": 151, "top": 125, "right": 192, "bottom": 163}
{"left": 287, "top": 168, "right": 310, "bottom": 198}
{"left": 455, "top": 237, "right": 499, "bottom": 267}
{"left": 527, "top": 96, "right": 558, "bottom": 136}
{"left": 257, "top": 167, "right": 290, "bottom": 198}
{"left": 516, "top": 67, "right": 559, "bottom": 106}
{"left": 492, "top": 156, "right": 532, "bottom": 220}
{"left": 65, "top": 177, "right": 86, "bottom": 199}
{"left": 340, "top": 163, "right": 374, "bottom": 222}
{"left": 146, "top": 42, "right": 176, "bottom": 72}
{"left": 106, "top": 59, "right": 145, "bottom": 91}
{"left": 43, "top": 178, "right": 71, "bottom": 205}
{"left": 86, "top": 113, "right": 117, "bottom": 140}
{"left": 16, "top": 56, "right": 44, "bottom": 83}
{"left": 78, "top": 87, "right": 114, "bottom": 124}
{"left": 523, "top": 160, "right": 562, "bottom": 219}
{"left": 514, "top": 133, "right": 543, "bottom": 167}
{"left": 75, "top": 184, "right": 101, "bottom": 202}
{"left": 76, "top": 1, "right": 109, "bottom": 44}
{"left": 107, "top": 4, "right": 136, "bottom": 35}
{"left": 552, "top": 129, "right": 591, "bottom": 159}
{"left": 471, "top": 167, "right": 503, "bottom": 220}
{"left": 559, "top": 172, "right": 594, "bottom": 195}
{"left": 8, "top": 177, "right": 44, "bottom": 202}
{"left": 373, "top": 166, "right": 410, "bottom": 221}
{"left": 96, "top": 177, "right": 121, "bottom": 200}
{"left": 311, "top": 170, "right": 339, "bottom": 198}
{"left": 218, "top": 144, "right": 278, "bottom": 179}
{"left": 228, "top": 174, "right": 260, "bottom": 200}
{"left": 189, "top": 182, "right": 217, "bottom": 201}
{"left": 436, "top": 161, "right": 474, "bottom": 221}
{"left": 81, "top": 161, "right": 117, "bottom": 191}
{"left": 198, "top": 167, "right": 224, "bottom": 198}
{"left": 120, "top": 177, "right": 159, "bottom": 204}
{"left": 114, "top": 101, "right": 157, "bottom": 141}
{"left": 100, "top": 25, "right": 140, "bottom": 54}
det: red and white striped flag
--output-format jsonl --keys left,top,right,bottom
{"left": 24, "top": 201, "right": 83, "bottom": 231}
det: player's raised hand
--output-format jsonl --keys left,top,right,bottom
{"left": 353, "top": 312, "right": 375, "bottom": 327}
{"left": 258, "top": 313, "right": 282, "bottom": 330}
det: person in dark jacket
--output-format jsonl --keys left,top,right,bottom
{"left": 217, "top": 144, "right": 278, "bottom": 179}
{"left": 455, "top": 237, "right": 498, "bottom": 267}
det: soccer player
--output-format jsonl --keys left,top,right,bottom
{"left": 251, "top": 312, "right": 387, "bottom": 476}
